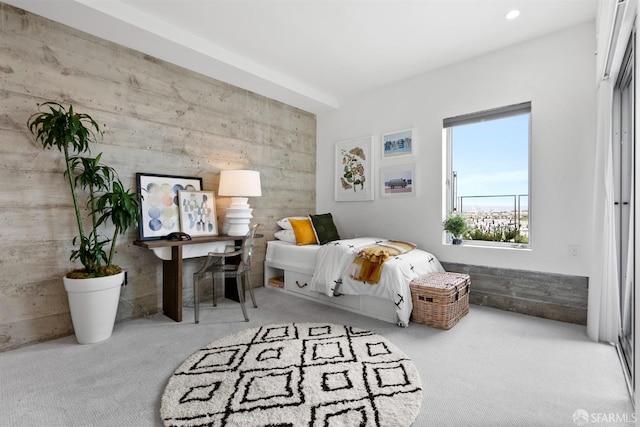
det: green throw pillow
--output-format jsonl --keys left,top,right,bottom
{"left": 309, "top": 213, "right": 341, "bottom": 245}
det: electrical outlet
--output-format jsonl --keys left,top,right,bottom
{"left": 568, "top": 245, "right": 580, "bottom": 259}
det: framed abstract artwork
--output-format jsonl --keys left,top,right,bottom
{"left": 335, "top": 136, "right": 374, "bottom": 202}
{"left": 382, "top": 129, "right": 414, "bottom": 159}
{"left": 381, "top": 164, "right": 416, "bottom": 197}
{"left": 178, "top": 190, "right": 218, "bottom": 237}
{"left": 136, "top": 173, "right": 203, "bottom": 240}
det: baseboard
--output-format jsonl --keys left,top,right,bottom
{"left": 441, "top": 262, "right": 588, "bottom": 325}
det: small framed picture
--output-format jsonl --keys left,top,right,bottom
{"left": 335, "top": 136, "right": 375, "bottom": 202}
{"left": 136, "top": 173, "right": 203, "bottom": 240}
{"left": 381, "top": 165, "right": 415, "bottom": 197}
{"left": 178, "top": 190, "right": 218, "bottom": 236}
{"left": 382, "top": 129, "right": 413, "bottom": 159}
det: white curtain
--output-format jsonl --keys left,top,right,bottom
{"left": 587, "top": 78, "right": 621, "bottom": 344}
{"left": 587, "top": 0, "right": 638, "bottom": 344}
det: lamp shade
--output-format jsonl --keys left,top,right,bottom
{"left": 218, "top": 170, "right": 262, "bottom": 197}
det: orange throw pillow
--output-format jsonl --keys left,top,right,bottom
{"left": 289, "top": 218, "right": 318, "bottom": 245}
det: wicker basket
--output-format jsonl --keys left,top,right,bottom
{"left": 410, "top": 272, "right": 470, "bottom": 329}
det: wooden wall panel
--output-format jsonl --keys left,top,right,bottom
{"left": 0, "top": 3, "right": 316, "bottom": 351}
{"left": 441, "top": 262, "right": 588, "bottom": 325}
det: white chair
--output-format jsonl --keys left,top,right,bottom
{"left": 192, "top": 224, "right": 259, "bottom": 323}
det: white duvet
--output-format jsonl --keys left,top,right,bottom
{"left": 309, "top": 237, "right": 444, "bottom": 327}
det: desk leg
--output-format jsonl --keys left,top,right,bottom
{"left": 163, "top": 245, "right": 183, "bottom": 322}
{"left": 224, "top": 239, "right": 245, "bottom": 302}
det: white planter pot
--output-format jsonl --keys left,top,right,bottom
{"left": 63, "top": 271, "right": 124, "bottom": 344}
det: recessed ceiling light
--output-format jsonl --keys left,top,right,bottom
{"left": 506, "top": 10, "right": 520, "bottom": 20}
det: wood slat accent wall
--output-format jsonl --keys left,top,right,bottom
{"left": 0, "top": 4, "right": 316, "bottom": 351}
{"left": 441, "top": 262, "right": 588, "bottom": 325}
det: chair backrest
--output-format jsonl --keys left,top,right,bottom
{"left": 241, "top": 223, "right": 260, "bottom": 267}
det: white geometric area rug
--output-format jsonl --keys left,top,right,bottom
{"left": 161, "top": 323, "right": 422, "bottom": 426}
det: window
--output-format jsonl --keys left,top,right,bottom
{"left": 443, "top": 102, "right": 531, "bottom": 247}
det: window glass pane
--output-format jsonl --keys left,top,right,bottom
{"left": 448, "top": 110, "right": 530, "bottom": 245}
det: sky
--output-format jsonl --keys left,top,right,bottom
{"left": 452, "top": 114, "right": 529, "bottom": 211}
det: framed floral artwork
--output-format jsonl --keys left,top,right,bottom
{"left": 136, "top": 173, "right": 203, "bottom": 240}
{"left": 178, "top": 190, "right": 218, "bottom": 236}
{"left": 335, "top": 136, "right": 374, "bottom": 202}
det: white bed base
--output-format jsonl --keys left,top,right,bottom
{"left": 264, "top": 259, "right": 398, "bottom": 325}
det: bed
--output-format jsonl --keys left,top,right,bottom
{"left": 264, "top": 237, "right": 444, "bottom": 326}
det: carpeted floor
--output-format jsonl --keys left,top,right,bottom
{"left": 0, "top": 287, "right": 634, "bottom": 426}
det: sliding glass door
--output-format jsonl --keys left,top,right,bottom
{"left": 613, "top": 33, "right": 635, "bottom": 400}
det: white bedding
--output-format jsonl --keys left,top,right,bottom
{"left": 309, "top": 238, "right": 444, "bottom": 326}
{"left": 266, "top": 238, "right": 444, "bottom": 327}
{"left": 265, "top": 240, "right": 319, "bottom": 274}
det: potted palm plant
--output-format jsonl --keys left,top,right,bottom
{"left": 28, "top": 102, "right": 140, "bottom": 344}
{"left": 443, "top": 213, "right": 468, "bottom": 245}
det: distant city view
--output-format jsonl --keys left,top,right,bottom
{"left": 454, "top": 194, "right": 529, "bottom": 243}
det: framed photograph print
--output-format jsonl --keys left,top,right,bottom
{"left": 382, "top": 129, "right": 413, "bottom": 159}
{"left": 178, "top": 190, "right": 218, "bottom": 237}
{"left": 136, "top": 173, "right": 203, "bottom": 240}
{"left": 335, "top": 136, "right": 375, "bottom": 202}
{"left": 381, "top": 164, "right": 415, "bottom": 197}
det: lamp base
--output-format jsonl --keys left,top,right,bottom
{"left": 224, "top": 197, "right": 253, "bottom": 236}
{"left": 226, "top": 223, "right": 251, "bottom": 236}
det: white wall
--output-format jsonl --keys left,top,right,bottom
{"left": 317, "top": 22, "right": 596, "bottom": 277}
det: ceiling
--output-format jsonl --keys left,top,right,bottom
{"left": 7, "top": 0, "right": 599, "bottom": 113}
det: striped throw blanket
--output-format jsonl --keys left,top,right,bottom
{"left": 348, "top": 240, "right": 416, "bottom": 284}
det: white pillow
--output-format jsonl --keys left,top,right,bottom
{"left": 276, "top": 216, "right": 308, "bottom": 230}
{"left": 274, "top": 229, "right": 297, "bottom": 243}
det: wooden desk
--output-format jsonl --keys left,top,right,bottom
{"left": 134, "top": 234, "right": 258, "bottom": 322}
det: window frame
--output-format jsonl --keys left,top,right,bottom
{"left": 443, "top": 102, "right": 532, "bottom": 249}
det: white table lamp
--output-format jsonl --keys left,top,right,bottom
{"left": 218, "top": 170, "right": 262, "bottom": 236}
